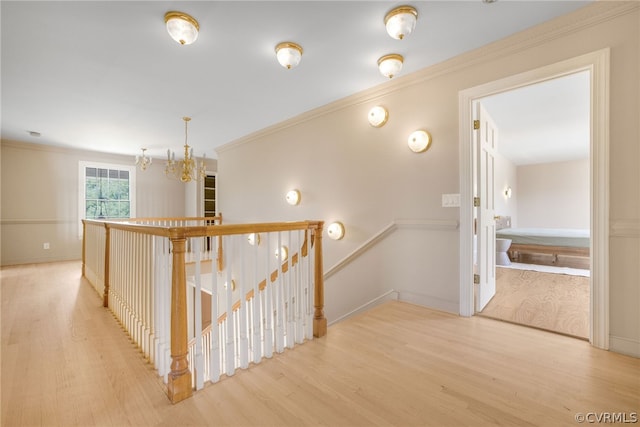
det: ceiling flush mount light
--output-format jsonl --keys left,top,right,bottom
{"left": 327, "top": 222, "right": 345, "bottom": 240}
{"left": 275, "top": 42, "right": 303, "bottom": 69}
{"left": 135, "top": 148, "right": 152, "bottom": 171}
{"left": 368, "top": 106, "right": 389, "bottom": 128}
{"left": 378, "top": 54, "right": 403, "bottom": 79}
{"left": 286, "top": 189, "right": 301, "bottom": 205}
{"left": 165, "top": 117, "right": 207, "bottom": 183}
{"left": 407, "top": 129, "right": 432, "bottom": 153}
{"left": 384, "top": 5, "right": 418, "bottom": 40}
{"left": 164, "top": 11, "right": 199, "bottom": 45}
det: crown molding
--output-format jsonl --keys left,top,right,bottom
{"left": 217, "top": 1, "right": 638, "bottom": 156}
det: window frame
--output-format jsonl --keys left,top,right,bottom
{"left": 78, "top": 161, "right": 136, "bottom": 236}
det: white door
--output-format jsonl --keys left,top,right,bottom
{"left": 475, "top": 102, "right": 498, "bottom": 312}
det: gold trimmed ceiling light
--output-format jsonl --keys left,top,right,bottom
{"left": 378, "top": 54, "right": 404, "bottom": 79}
{"left": 384, "top": 6, "right": 418, "bottom": 40}
{"left": 164, "top": 11, "right": 199, "bottom": 45}
{"left": 275, "top": 42, "right": 303, "bottom": 69}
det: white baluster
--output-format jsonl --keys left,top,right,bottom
{"left": 193, "top": 238, "right": 204, "bottom": 390}
{"left": 275, "top": 232, "right": 284, "bottom": 353}
{"left": 252, "top": 235, "right": 262, "bottom": 364}
{"left": 264, "top": 233, "right": 273, "bottom": 358}
{"left": 307, "top": 232, "right": 314, "bottom": 339}
{"left": 284, "top": 230, "right": 291, "bottom": 349}
{"left": 238, "top": 235, "right": 249, "bottom": 369}
{"left": 224, "top": 236, "right": 235, "bottom": 376}
{"left": 295, "top": 230, "right": 304, "bottom": 344}
{"left": 210, "top": 237, "right": 220, "bottom": 382}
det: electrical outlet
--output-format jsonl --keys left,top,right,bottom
{"left": 43, "top": 243, "right": 50, "bottom": 250}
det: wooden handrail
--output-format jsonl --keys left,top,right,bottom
{"left": 82, "top": 216, "right": 325, "bottom": 404}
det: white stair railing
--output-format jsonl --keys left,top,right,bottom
{"left": 185, "top": 229, "right": 316, "bottom": 389}
{"left": 81, "top": 217, "right": 325, "bottom": 403}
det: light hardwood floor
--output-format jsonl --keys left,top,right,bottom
{"left": 2, "top": 261, "right": 639, "bottom": 426}
{"left": 480, "top": 267, "right": 589, "bottom": 339}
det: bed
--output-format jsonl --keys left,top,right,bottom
{"left": 495, "top": 217, "right": 590, "bottom": 270}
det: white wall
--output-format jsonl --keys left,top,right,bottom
{"left": 217, "top": 3, "right": 639, "bottom": 356}
{"left": 494, "top": 150, "right": 518, "bottom": 226}
{"left": 0, "top": 141, "right": 192, "bottom": 265}
{"left": 516, "top": 159, "right": 589, "bottom": 228}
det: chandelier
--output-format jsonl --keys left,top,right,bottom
{"left": 165, "top": 117, "right": 206, "bottom": 183}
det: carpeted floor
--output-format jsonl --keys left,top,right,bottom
{"left": 480, "top": 267, "right": 589, "bottom": 339}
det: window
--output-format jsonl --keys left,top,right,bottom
{"left": 79, "top": 162, "right": 136, "bottom": 232}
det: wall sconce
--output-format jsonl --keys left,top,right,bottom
{"left": 286, "top": 189, "right": 301, "bottom": 205}
{"left": 275, "top": 246, "right": 289, "bottom": 261}
{"left": 377, "top": 54, "right": 403, "bottom": 79}
{"left": 224, "top": 280, "right": 236, "bottom": 292}
{"left": 275, "top": 42, "right": 303, "bottom": 69}
{"left": 505, "top": 187, "right": 512, "bottom": 198}
{"left": 407, "top": 129, "right": 432, "bottom": 153}
{"left": 247, "top": 233, "right": 261, "bottom": 246}
{"left": 135, "top": 148, "right": 152, "bottom": 171}
{"left": 327, "top": 221, "right": 345, "bottom": 240}
{"left": 368, "top": 106, "right": 389, "bottom": 128}
{"left": 384, "top": 5, "right": 418, "bottom": 40}
{"left": 164, "top": 11, "right": 199, "bottom": 45}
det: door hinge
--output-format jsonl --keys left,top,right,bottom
{"left": 473, "top": 197, "right": 480, "bottom": 207}
{"left": 473, "top": 274, "right": 480, "bottom": 284}
{"left": 473, "top": 120, "right": 480, "bottom": 130}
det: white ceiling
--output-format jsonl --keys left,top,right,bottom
{"left": 481, "top": 70, "right": 590, "bottom": 165}
{"left": 1, "top": 1, "right": 591, "bottom": 161}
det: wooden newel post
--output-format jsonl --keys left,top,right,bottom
{"left": 167, "top": 234, "right": 193, "bottom": 403}
{"left": 313, "top": 223, "right": 327, "bottom": 338}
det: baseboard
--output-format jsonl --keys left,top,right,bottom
{"left": 329, "top": 290, "right": 399, "bottom": 325}
{"left": 609, "top": 335, "right": 640, "bottom": 358}
{"left": 397, "top": 291, "right": 459, "bottom": 314}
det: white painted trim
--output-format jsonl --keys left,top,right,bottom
{"left": 610, "top": 220, "right": 640, "bottom": 238}
{"left": 398, "top": 291, "right": 459, "bottom": 315}
{"left": 458, "top": 48, "right": 610, "bottom": 350}
{"left": 324, "top": 219, "right": 459, "bottom": 280}
{"left": 328, "top": 290, "right": 399, "bottom": 325}
{"left": 0, "top": 219, "right": 77, "bottom": 225}
{"left": 609, "top": 336, "right": 640, "bottom": 358}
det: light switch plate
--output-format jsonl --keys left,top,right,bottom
{"left": 442, "top": 193, "right": 460, "bottom": 207}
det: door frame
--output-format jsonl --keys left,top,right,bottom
{"left": 458, "top": 48, "right": 610, "bottom": 349}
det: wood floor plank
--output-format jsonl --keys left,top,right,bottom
{"left": 2, "top": 261, "right": 638, "bottom": 426}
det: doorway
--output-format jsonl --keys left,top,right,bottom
{"left": 458, "top": 49, "right": 610, "bottom": 349}
{"left": 473, "top": 71, "right": 590, "bottom": 338}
